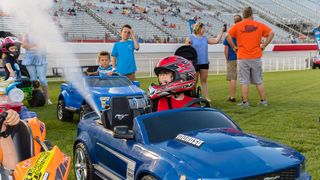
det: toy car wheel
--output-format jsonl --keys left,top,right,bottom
{"left": 57, "top": 99, "right": 73, "bottom": 121}
{"left": 79, "top": 104, "right": 92, "bottom": 120}
{"left": 74, "top": 142, "right": 94, "bottom": 180}
{"left": 141, "top": 174, "right": 157, "bottom": 180}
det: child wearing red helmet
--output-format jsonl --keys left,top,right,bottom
{"left": 149, "top": 55, "right": 197, "bottom": 111}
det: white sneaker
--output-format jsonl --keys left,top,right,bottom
{"left": 259, "top": 100, "right": 268, "bottom": 106}
{"left": 237, "top": 101, "right": 249, "bottom": 108}
{"left": 47, "top": 99, "right": 53, "bottom": 105}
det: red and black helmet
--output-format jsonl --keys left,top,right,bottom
{"left": 1, "top": 36, "right": 20, "bottom": 54}
{"left": 149, "top": 55, "right": 196, "bottom": 99}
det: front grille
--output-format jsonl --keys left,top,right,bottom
{"left": 102, "top": 96, "right": 148, "bottom": 110}
{"left": 247, "top": 168, "right": 297, "bottom": 180}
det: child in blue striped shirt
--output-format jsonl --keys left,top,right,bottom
{"left": 87, "top": 51, "right": 114, "bottom": 77}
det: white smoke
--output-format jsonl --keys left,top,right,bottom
{"left": 0, "top": 0, "right": 101, "bottom": 118}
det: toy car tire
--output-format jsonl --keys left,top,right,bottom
{"left": 74, "top": 142, "right": 94, "bottom": 180}
{"left": 57, "top": 99, "right": 73, "bottom": 121}
{"left": 141, "top": 174, "right": 157, "bottom": 180}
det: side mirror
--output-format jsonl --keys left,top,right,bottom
{"left": 132, "top": 81, "right": 140, "bottom": 87}
{"left": 113, "top": 126, "right": 134, "bottom": 140}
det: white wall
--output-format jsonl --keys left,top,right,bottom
{"left": 44, "top": 43, "right": 275, "bottom": 54}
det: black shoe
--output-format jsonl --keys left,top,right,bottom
{"left": 227, "top": 97, "right": 236, "bottom": 102}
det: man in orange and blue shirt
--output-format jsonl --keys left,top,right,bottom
{"left": 226, "top": 7, "right": 274, "bottom": 107}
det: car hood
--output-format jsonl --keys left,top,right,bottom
{"left": 154, "top": 128, "right": 304, "bottom": 179}
{"left": 89, "top": 85, "right": 145, "bottom": 96}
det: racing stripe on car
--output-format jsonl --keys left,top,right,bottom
{"left": 97, "top": 142, "right": 136, "bottom": 180}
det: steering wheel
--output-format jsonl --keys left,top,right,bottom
{"left": 183, "top": 98, "right": 211, "bottom": 108}
{"left": 111, "top": 72, "right": 119, "bottom": 76}
{"left": 0, "top": 112, "right": 14, "bottom": 138}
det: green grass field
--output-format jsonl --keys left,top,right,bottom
{"left": 28, "top": 70, "right": 320, "bottom": 179}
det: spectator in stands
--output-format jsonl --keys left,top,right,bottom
{"left": 107, "top": 9, "right": 113, "bottom": 14}
{"left": 226, "top": 7, "right": 274, "bottom": 107}
{"left": 290, "top": 35, "right": 297, "bottom": 44}
{"left": 188, "top": 15, "right": 198, "bottom": 33}
{"left": 176, "top": 7, "right": 180, "bottom": 14}
{"left": 87, "top": 51, "right": 114, "bottom": 76}
{"left": 111, "top": 24, "right": 139, "bottom": 81}
{"left": 313, "top": 25, "right": 320, "bottom": 32}
{"left": 185, "top": 22, "right": 225, "bottom": 102}
{"left": 313, "top": 25, "right": 320, "bottom": 50}
{"left": 53, "top": 11, "right": 58, "bottom": 17}
{"left": 22, "top": 33, "right": 53, "bottom": 105}
{"left": 223, "top": 15, "right": 242, "bottom": 102}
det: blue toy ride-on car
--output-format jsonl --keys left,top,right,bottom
{"left": 73, "top": 97, "right": 311, "bottom": 180}
{"left": 57, "top": 74, "right": 148, "bottom": 121}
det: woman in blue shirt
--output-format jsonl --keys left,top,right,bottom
{"left": 186, "top": 22, "right": 225, "bottom": 102}
{"left": 22, "top": 33, "right": 52, "bottom": 105}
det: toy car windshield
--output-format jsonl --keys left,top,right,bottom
{"left": 142, "top": 110, "right": 240, "bottom": 143}
{"left": 85, "top": 76, "right": 131, "bottom": 87}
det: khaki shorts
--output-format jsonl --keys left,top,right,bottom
{"left": 227, "top": 60, "right": 237, "bottom": 81}
{"left": 238, "top": 59, "right": 263, "bottom": 85}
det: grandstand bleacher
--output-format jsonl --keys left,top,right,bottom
{"left": 1, "top": 0, "right": 319, "bottom": 43}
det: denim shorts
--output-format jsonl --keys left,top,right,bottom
{"left": 25, "top": 64, "right": 48, "bottom": 86}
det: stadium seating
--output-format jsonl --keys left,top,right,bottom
{"left": 1, "top": 0, "right": 319, "bottom": 43}
{"left": 0, "top": 16, "right": 26, "bottom": 37}
{"left": 94, "top": 7, "right": 169, "bottom": 42}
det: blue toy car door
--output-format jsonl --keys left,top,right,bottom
{"left": 95, "top": 128, "right": 139, "bottom": 180}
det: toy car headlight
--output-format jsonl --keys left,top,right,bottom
{"left": 8, "top": 87, "right": 24, "bottom": 103}
{"left": 100, "top": 96, "right": 110, "bottom": 107}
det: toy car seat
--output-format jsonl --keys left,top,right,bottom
{"left": 174, "top": 45, "right": 197, "bottom": 67}
{"left": 12, "top": 121, "right": 34, "bottom": 161}
{"left": 101, "top": 97, "right": 146, "bottom": 130}
{"left": 108, "top": 96, "right": 134, "bottom": 130}
{"left": 174, "top": 45, "right": 201, "bottom": 98}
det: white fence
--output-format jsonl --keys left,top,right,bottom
{"left": 45, "top": 51, "right": 316, "bottom": 78}
{"left": 134, "top": 54, "right": 313, "bottom": 78}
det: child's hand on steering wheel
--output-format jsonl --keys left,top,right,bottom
{"left": 1, "top": 109, "right": 20, "bottom": 131}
